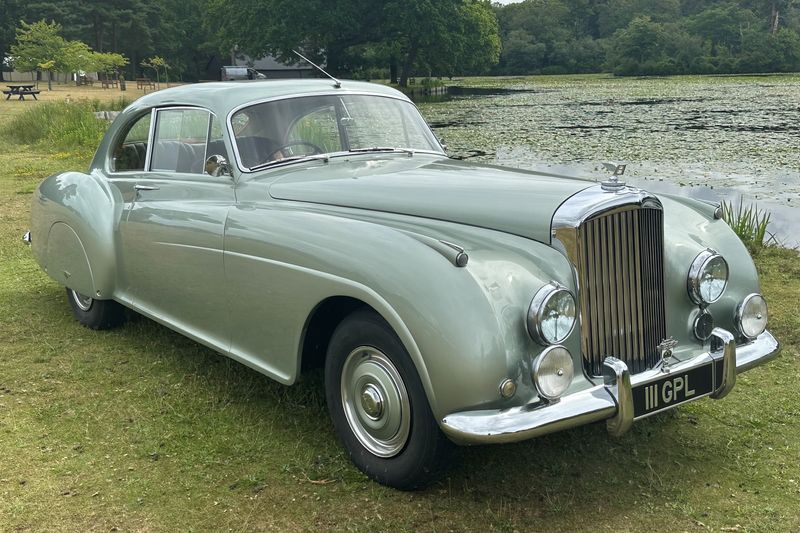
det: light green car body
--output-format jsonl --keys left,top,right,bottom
{"left": 29, "top": 80, "right": 778, "bottom": 445}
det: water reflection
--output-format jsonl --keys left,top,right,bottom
{"left": 495, "top": 151, "right": 800, "bottom": 248}
{"left": 417, "top": 76, "right": 800, "bottom": 247}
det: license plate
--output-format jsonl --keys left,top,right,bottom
{"left": 632, "top": 362, "right": 715, "bottom": 418}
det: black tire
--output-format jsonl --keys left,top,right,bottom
{"left": 65, "top": 288, "right": 125, "bottom": 330}
{"left": 325, "top": 309, "right": 453, "bottom": 490}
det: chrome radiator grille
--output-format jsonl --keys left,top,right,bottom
{"left": 577, "top": 206, "right": 666, "bottom": 376}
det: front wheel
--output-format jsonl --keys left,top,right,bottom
{"left": 65, "top": 288, "right": 125, "bottom": 330}
{"left": 325, "top": 309, "right": 452, "bottom": 490}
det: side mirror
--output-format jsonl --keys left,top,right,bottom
{"left": 205, "top": 154, "right": 231, "bottom": 177}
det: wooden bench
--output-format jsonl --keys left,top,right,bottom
{"left": 3, "top": 89, "right": 40, "bottom": 100}
{"left": 136, "top": 78, "right": 156, "bottom": 90}
{"left": 101, "top": 79, "right": 119, "bottom": 89}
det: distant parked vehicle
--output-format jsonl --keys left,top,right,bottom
{"left": 220, "top": 66, "right": 266, "bottom": 80}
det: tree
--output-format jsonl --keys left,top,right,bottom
{"left": 207, "top": 0, "right": 385, "bottom": 75}
{"left": 0, "top": 0, "right": 25, "bottom": 81}
{"left": 9, "top": 20, "right": 65, "bottom": 84}
{"left": 141, "top": 55, "right": 170, "bottom": 86}
{"left": 606, "top": 16, "right": 671, "bottom": 75}
{"left": 93, "top": 51, "right": 129, "bottom": 78}
{"left": 58, "top": 39, "right": 94, "bottom": 85}
{"left": 685, "top": 5, "right": 759, "bottom": 55}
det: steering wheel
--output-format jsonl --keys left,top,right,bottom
{"left": 265, "top": 140, "right": 324, "bottom": 162}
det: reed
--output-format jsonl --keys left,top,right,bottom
{"left": 721, "top": 197, "right": 775, "bottom": 252}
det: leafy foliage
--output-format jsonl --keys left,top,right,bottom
{"left": 721, "top": 199, "right": 775, "bottom": 252}
{"left": 9, "top": 20, "right": 129, "bottom": 85}
{"left": 493, "top": 0, "right": 800, "bottom": 76}
{"left": 207, "top": 0, "right": 500, "bottom": 85}
{"left": 0, "top": 101, "right": 116, "bottom": 148}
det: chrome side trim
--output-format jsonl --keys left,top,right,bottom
{"left": 440, "top": 329, "right": 779, "bottom": 445}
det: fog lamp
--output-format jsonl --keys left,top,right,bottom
{"left": 693, "top": 310, "right": 714, "bottom": 341}
{"left": 688, "top": 250, "right": 728, "bottom": 305}
{"left": 737, "top": 293, "right": 768, "bottom": 339}
{"left": 532, "top": 346, "right": 574, "bottom": 401}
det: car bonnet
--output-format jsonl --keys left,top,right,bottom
{"left": 267, "top": 155, "right": 593, "bottom": 244}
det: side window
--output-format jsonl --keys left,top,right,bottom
{"left": 150, "top": 108, "right": 211, "bottom": 174}
{"left": 286, "top": 105, "right": 341, "bottom": 154}
{"left": 112, "top": 113, "right": 151, "bottom": 172}
{"left": 206, "top": 114, "right": 228, "bottom": 162}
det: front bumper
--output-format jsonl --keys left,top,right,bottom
{"left": 441, "top": 328, "right": 780, "bottom": 445}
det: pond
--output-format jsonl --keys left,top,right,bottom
{"left": 417, "top": 74, "right": 800, "bottom": 247}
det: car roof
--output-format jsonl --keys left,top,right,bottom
{"left": 123, "top": 79, "right": 410, "bottom": 119}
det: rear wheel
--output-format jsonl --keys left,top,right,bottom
{"left": 325, "top": 309, "right": 452, "bottom": 490}
{"left": 65, "top": 288, "right": 125, "bottom": 330}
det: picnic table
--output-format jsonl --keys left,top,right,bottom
{"left": 3, "top": 84, "right": 40, "bottom": 101}
{"left": 101, "top": 79, "right": 119, "bottom": 89}
{"left": 136, "top": 78, "right": 156, "bottom": 90}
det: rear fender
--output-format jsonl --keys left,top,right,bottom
{"left": 31, "top": 170, "right": 121, "bottom": 297}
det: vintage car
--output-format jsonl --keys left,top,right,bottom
{"left": 26, "top": 79, "right": 779, "bottom": 489}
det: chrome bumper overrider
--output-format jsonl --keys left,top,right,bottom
{"left": 441, "top": 328, "right": 780, "bottom": 445}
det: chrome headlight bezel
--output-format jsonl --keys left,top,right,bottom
{"left": 532, "top": 345, "right": 575, "bottom": 401}
{"left": 688, "top": 249, "right": 729, "bottom": 305}
{"left": 527, "top": 283, "right": 577, "bottom": 345}
{"left": 736, "top": 293, "right": 768, "bottom": 340}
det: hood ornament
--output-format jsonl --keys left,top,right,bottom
{"left": 657, "top": 337, "right": 679, "bottom": 373}
{"left": 600, "top": 163, "right": 626, "bottom": 191}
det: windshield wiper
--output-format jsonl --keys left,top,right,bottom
{"left": 250, "top": 153, "right": 330, "bottom": 171}
{"left": 348, "top": 147, "right": 415, "bottom": 156}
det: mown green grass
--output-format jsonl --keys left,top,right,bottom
{"left": 1, "top": 83, "right": 799, "bottom": 532}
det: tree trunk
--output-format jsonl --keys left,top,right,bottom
{"left": 48, "top": 71, "right": 52, "bottom": 91}
{"left": 390, "top": 56, "right": 398, "bottom": 84}
{"left": 771, "top": 3, "right": 780, "bottom": 34}
{"left": 326, "top": 45, "right": 342, "bottom": 77}
{"left": 94, "top": 13, "right": 104, "bottom": 51}
{"left": 399, "top": 47, "right": 418, "bottom": 88}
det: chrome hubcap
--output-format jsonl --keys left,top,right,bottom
{"left": 360, "top": 384, "right": 384, "bottom": 420}
{"left": 340, "top": 346, "right": 410, "bottom": 457}
{"left": 71, "top": 290, "right": 93, "bottom": 311}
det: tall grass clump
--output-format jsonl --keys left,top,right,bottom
{"left": 0, "top": 101, "right": 112, "bottom": 150}
{"left": 721, "top": 197, "right": 775, "bottom": 253}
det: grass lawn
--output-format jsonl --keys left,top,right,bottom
{"left": 0, "top": 82, "right": 798, "bottom": 532}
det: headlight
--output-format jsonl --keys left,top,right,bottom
{"left": 527, "top": 284, "right": 577, "bottom": 345}
{"left": 737, "top": 293, "right": 768, "bottom": 339}
{"left": 688, "top": 250, "right": 728, "bottom": 304}
{"left": 533, "top": 346, "right": 574, "bottom": 400}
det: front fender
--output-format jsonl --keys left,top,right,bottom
{"left": 224, "top": 204, "right": 579, "bottom": 421}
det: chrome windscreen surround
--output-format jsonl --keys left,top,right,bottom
{"left": 552, "top": 184, "right": 666, "bottom": 377}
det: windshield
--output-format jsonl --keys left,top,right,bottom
{"left": 230, "top": 94, "right": 443, "bottom": 170}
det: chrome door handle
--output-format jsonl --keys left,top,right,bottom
{"left": 134, "top": 184, "right": 160, "bottom": 191}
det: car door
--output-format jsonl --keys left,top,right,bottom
{"left": 111, "top": 107, "right": 234, "bottom": 351}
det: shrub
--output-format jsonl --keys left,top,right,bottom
{"left": 0, "top": 101, "right": 122, "bottom": 149}
{"left": 721, "top": 198, "right": 775, "bottom": 253}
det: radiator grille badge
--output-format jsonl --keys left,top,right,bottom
{"left": 657, "top": 337, "right": 679, "bottom": 373}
